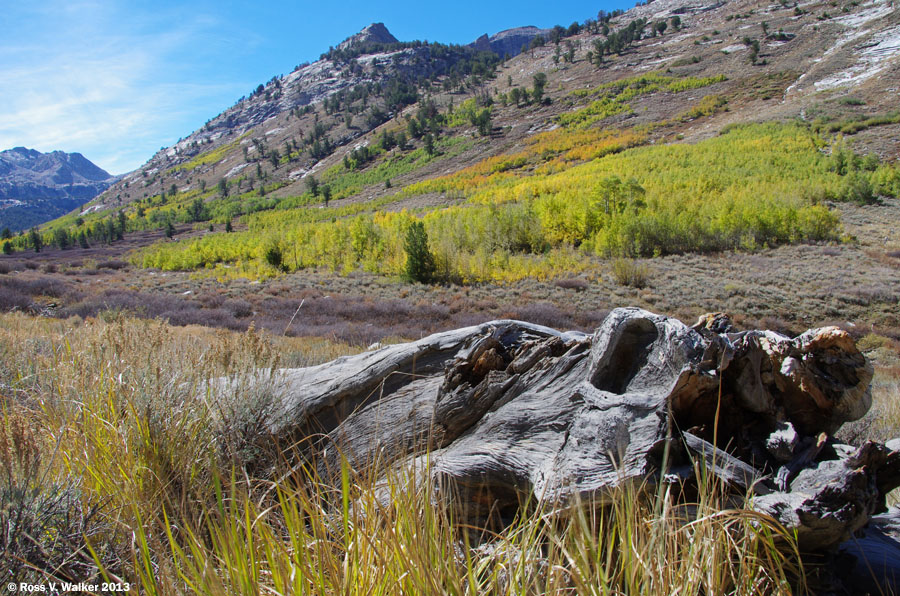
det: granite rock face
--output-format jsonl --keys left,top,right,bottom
{"left": 467, "top": 26, "right": 553, "bottom": 57}
{"left": 337, "top": 22, "right": 399, "bottom": 51}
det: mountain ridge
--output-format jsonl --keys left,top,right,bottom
{"left": 25, "top": 0, "right": 900, "bottom": 263}
{"left": 469, "top": 26, "right": 554, "bottom": 57}
{"left": 0, "top": 147, "right": 115, "bottom": 232}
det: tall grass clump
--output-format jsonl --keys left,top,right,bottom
{"left": 130, "top": 450, "right": 802, "bottom": 595}
{"left": 0, "top": 312, "right": 351, "bottom": 584}
{"left": 612, "top": 257, "right": 651, "bottom": 288}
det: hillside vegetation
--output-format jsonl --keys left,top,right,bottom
{"left": 8, "top": 0, "right": 900, "bottom": 280}
{"left": 133, "top": 121, "right": 896, "bottom": 282}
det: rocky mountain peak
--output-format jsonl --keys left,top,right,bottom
{"left": 337, "top": 22, "right": 398, "bottom": 51}
{"left": 0, "top": 147, "right": 111, "bottom": 183}
{"left": 471, "top": 34, "right": 492, "bottom": 53}
{"left": 0, "top": 147, "right": 115, "bottom": 231}
{"left": 467, "top": 25, "right": 552, "bottom": 57}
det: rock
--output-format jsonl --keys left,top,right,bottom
{"left": 471, "top": 34, "right": 492, "bottom": 54}
{"left": 222, "top": 307, "right": 898, "bottom": 554}
{"left": 337, "top": 23, "right": 399, "bottom": 52}
{"left": 467, "top": 26, "right": 553, "bottom": 58}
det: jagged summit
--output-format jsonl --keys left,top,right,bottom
{"left": 469, "top": 26, "right": 553, "bottom": 57}
{"left": 4, "top": 147, "right": 43, "bottom": 162}
{"left": 0, "top": 147, "right": 112, "bottom": 186}
{"left": 0, "top": 147, "right": 114, "bottom": 231}
{"left": 337, "top": 23, "right": 399, "bottom": 51}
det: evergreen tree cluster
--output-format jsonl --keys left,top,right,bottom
{"left": 403, "top": 221, "right": 435, "bottom": 283}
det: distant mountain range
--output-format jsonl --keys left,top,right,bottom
{"left": 0, "top": 147, "right": 115, "bottom": 232}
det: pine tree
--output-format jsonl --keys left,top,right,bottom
{"left": 532, "top": 72, "right": 547, "bottom": 104}
{"left": 187, "top": 198, "right": 206, "bottom": 222}
{"left": 29, "top": 228, "right": 42, "bottom": 253}
{"left": 403, "top": 221, "right": 435, "bottom": 283}
{"left": 306, "top": 176, "right": 320, "bottom": 197}
{"left": 52, "top": 228, "right": 70, "bottom": 249}
{"left": 264, "top": 243, "right": 284, "bottom": 270}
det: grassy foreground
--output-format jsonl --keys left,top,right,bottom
{"left": 2, "top": 312, "right": 896, "bottom": 593}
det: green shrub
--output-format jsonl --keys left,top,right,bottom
{"left": 264, "top": 243, "right": 284, "bottom": 271}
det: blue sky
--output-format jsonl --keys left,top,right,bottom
{"left": 0, "top": 0, "right": 628, "bottom": 174}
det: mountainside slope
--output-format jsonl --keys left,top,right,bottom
{"left": 21, "top": 0, "right": 900, "bottom": 278}
{"left": 0, "top": 147, "right": 114, "bottom": 232}
{"left": 84, "top": 0, "right": 899, "bottom": 212}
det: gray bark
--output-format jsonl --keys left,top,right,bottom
{"left": 217, "top": 307, "right": 899, "bottom": 561}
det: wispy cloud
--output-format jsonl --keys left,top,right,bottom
{"left": 0, "top": 1, "right": 250, "bottom": 174}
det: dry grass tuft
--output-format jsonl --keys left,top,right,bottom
{"left": 611, "top": 258, "right": 651, "bottom": 288}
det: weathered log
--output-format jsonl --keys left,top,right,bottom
{"left": 837, "top": 507, "right": 900, "bottom": 594}
{"left": 682, "top": 431, "right": 774, "bottom": 495}
{"left": 752, "top": 441, "right": 894, "bottom": 550}
{"left": 218, "top": 307, "right": 898, "bottom": 555}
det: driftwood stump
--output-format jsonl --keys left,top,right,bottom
{"left": 216, "top": 307, "right": 899, "bottom": 583}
